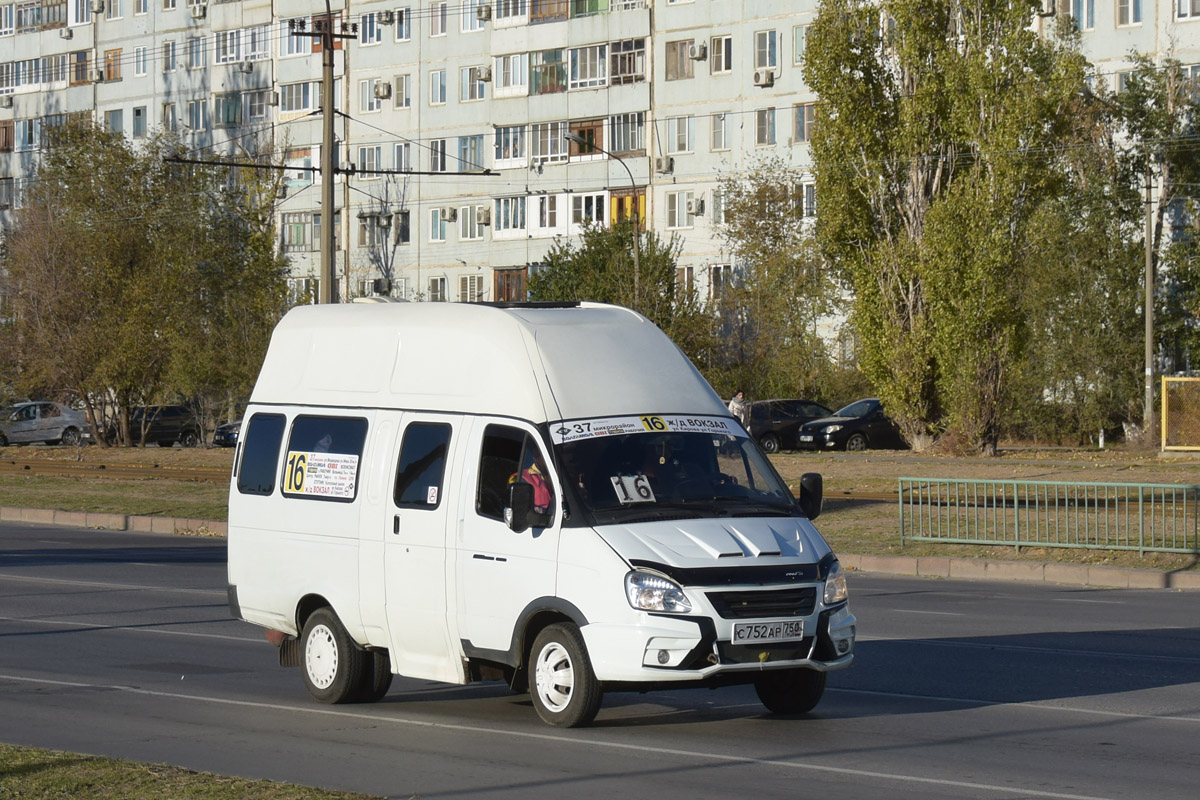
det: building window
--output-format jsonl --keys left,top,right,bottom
{"left": 571, "top": 192, "right": 605, "bottom": 226}
{"left": 711, "top": 190, "right": 725, "bottom": 224}
{"left": 280, "top": 81, "right": 315, "bottom": 113}
{"left": 394, "top": 142, "right": 412, "bottom": 171}
{"left": 459, "top": 134, "right": 485, "bottom": 171}
{"left": 430, "top": 1, "right": 446, "bottom": 35}
{"left": 495, "top": 195, "right": 527, "bottom": 232}
{"left": 284, "top": 19, "right": 312, "bottom": 56}
{"left": 134, "top": 47, "right": 147, "bottom": 76}
{"left": 162, "top": 40, "right": 177, "bottom": 72}
{"left": 495, "top": 267, "right": 526, "bottom": 302}
{"left": 395, "top": 8, "right": 411, "bottom": 40}
{"left": 666, "top": 190, "right": 695, "bottom": 229}
{"left": 357, "top": 145, "right": 381, "bottom": 177}
{"left": 572, "top": 0, "right": 605, "bottom": 16}
{"left": 609, "top": 112, "right": 644, "bottom": 154}
{"left": 666, "top": 115, "right": 694, "bottom": 154}
{"left": 215, "top": 30, "right": 241, "bottom": 64}
{"left": 570, "top": 44, "right": 607, "bottom": 89}
{"left": 676, "top": 266, "right": 695, "bottom": 298}
{"left": 358, "top": 214, "right": 387, "bottom": 247}
{"left": 162, "top": 102, "right": 177, "bottom": 132}
{"left": 187, "top": 99, "right": 205, "bottom": 130}
{"left": 531, "top": 121, "right": 567, "bottom": 163}
{"left": 802, "top": 183, "right": 817, "bottom": 217}
{"left": 246, "top": 90, "right": 269, "bottom": 121}
{"left": 461, "top": 66, "right": 486, "bottom": 101}
{"left": 756, "top": 107, "right": 776, "bottom": 145}
{"left": 394, "top": 209, "right": 411, "bottom": 244}
{"left": 104, "top": 108, "right": 123, "bottom": 133}
{"left": 460, "top": 207, "right": 484, "bottom": 241}
{"left": 531, "top": 49, "right": 566, "bottom": 95}
{"left": 1118, "top": 0, "right": 1141, "bottom": 24}
{"left": 132, "top": 106, "right": 146, "bottom": 137}
{"left": 215, "top": 93, "right": 241, "bottom": 128}
{"left": 795, "top": 103, "right": 816, "bottom": 142}
{"left": 496, "top": 0, "right": 528, "bottom": 24}
{"left": 567, "top": 118, "right": 604, "bottom": 158}
{"left": 755, "top": 30, "right": 778, "bottom": 69}
{"left": 429, "top": 210, "right": 447, "bottom": 243}
{"left": 430, "top": 139, "right": 447, "bottom": 172}
{"left": 793, "top": 25, "right": 807, "bottom": 65}
{"left": 494, "top": 125, "right": 527, "bottom": 167}
{"left": 610, "top": 187, "right": 644, "bottom": 227}
{"left": 495, "top": 52, "right": 529, "bottom": 96}
{"left": 429, "top": 276, "right": 448, "bottom": 301}
{"left": 312, "top": 211, "right": 342, "bottom": 252}
{"left": 104, "top": 49, "right": 122, "bottom": 81}
{"left": 531, "top": 0, "right": 567, "bottom": 24}
{"left": 711, "top": 34, "right": 733, "bottom": 74}
{"left": 0, "top": 4, "right": 14, "bottom": 34}
{"left": 1073, "top": 0, "right": 1095, "bottom": 28}
{"left": 711, "top": 112, "right": 729, "bottom": 151}
{"left": 245, "top": 25, "right": 270, "bottom": 61}
{"left": 106, "top": 0, "right": 122, "bottom": 20}
{"left": 393, "top": 74, "right": 412, "bottom": 108}
{"left": 462, "top": 0, "right": 485, "bottom": 32}
{"left": 70, "top": 51, "right": 89, "bottom": 85}
{"left": 665, "top": 40, "right": 693, "bottom": 81}
{"left": 283, "top": 212, "right": 309, "bottom": 251}
{"left": 361, "top": 78, "right": 383, "bottom": 112}
{"left": 710, "top": 264, "right": 731, "bottom": 299}
{"left": 536, "top": 195, "right": 558, "bottom": 229}
{"left": 188, "top": 37, "right": 205, "bottom": 69}
{"left": 460, "top": 274, "right": 484, "bottom": 301}
{"left": 429, "top": 69, "right": 446, "bottom": 104}
{"left": 610, "top": 38, "right": 645, "bottom": 84}
{"left": 360, "top": 11, "right": 382, "bottom": 44}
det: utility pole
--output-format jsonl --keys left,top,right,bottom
{"left": 294, "top": 1, "right": 356, "bottom": 304}
{"left": 1144, "top": 161, "right": 1155, "bottom": 431}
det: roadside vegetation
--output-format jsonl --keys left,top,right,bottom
{"left": 0, "top": 743, "right": 385, "bottom": 800}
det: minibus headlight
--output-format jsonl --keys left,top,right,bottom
{"left": 625, "top": 571, "right": 692, "bottom": 613}
{"left": 823, "top": 560, "right": 848, "bottom": 605}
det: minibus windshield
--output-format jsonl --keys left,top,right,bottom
{"left": 551, "top": 416, "right": 797, "bottom": 524}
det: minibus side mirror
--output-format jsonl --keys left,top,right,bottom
{"left": 506, "top": 482, "right": 534, "bottom": 532}
{"left": 798, "top": 472, "right": 823, "bottom": 521}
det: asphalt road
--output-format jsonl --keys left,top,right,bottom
{"left": 0, "top": 521, "right": 1197, "bottom": 800}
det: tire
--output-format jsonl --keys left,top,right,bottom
{"left": 529, "top": 623, "right": 602, "bottom": 728}
{"left": 845, "top": 433, "right": 868, "bottom": 452}
{"left": 0, "top": 433, "right": 6, "bottom": 447}
{"left": 353, "top": 649, "right": 394, "bottom": 703}
{"left": 180, "top": 430, "right": 200, "bottom": 448}
{"left": 157, "top": 440, "right": 175, "bottom": 448}
{"left": 301, "top": 608, "right": 366, "bottom": 704}
{"left": 760, "top": 433, "right": 781, "bottom": 454}
{"left": 61, "top": 427, "right": 82, "bottom": 447}
{"left": 754, "top": 668, "right": 827, "bottom": 715}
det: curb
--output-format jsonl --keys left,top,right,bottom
{"left": 2, "top": 505, "right": 1195, "bottom": 590}
{"left": 837, "top": 553, "right": 1200, "bottom": 591}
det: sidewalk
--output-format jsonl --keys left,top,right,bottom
{"left": 3, "top": 505, "right": 1197, "bottom": 591}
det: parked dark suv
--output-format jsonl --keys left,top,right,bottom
{"left": 129, "top": 405, "right": 203, "bottom": 447}
{"left": 748, "top": 399, "right": 833, "bottom": 453}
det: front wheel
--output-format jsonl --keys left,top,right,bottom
{"left": 845, "top": 433, "right": 868, "bottom": 452}
{"left": 180, "top": 430, "right": 200, "bottom": 448}
{"left": 529, "top": 623, "right": 602, "bottom": 728}
{"left": 301, "top": 608, "right": 366, "bottom": 704}
{"left": 755, "top": 668, "right": 827, "bottom": 715}
{"left": 61, "top": 427, "right": 82, "bottom": 447}
{"left": 0, "top": 433, "right": 8, "bottom": 447}
{"left": 759, "top": 433, "right": 781, "bottom": 454}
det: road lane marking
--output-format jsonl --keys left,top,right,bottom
{"left": 1052, "top": 599, "right": 1125, "bottom": 605}
{"left": 856, "top": 634, "right": 1200, "bottom": 664}
{"left": 0, "top": 672, "right": 1174, "bottom": 800}
{"left": 891, "top": 609, "right": 966, "bottom": 616}
{"left": 0, "top": 572, "right": 224, "bottom": 597}
{"left": 0, "top": 615, "right": 259, "bottom": 643}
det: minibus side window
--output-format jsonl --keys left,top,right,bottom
{"left": 237, "top": 414, "right": 286, "bottom": 496}
{"left": 394, "top": 423, "right": 452, "bottom": 509}
{"left": 476, "top": 426, "right": 554, "bottom": 521}
{"left": 281, "top": 416, "right": 369, "bottom": 502}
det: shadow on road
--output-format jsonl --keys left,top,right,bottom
{"left": 0, "top": 544, "right": 226, "bottom": 567}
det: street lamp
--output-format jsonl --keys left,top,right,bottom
{"left": 563, "top": 131, "right": 642, "bottom": 305}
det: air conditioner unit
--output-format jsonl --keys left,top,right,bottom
{"left": 266, "top": 91, "right": 279, "bottom": 106}
{"left": 238, "top": 60, "right": 253, "bottom": 74}
{"left": 654, "top": 156, "right": 674, "bottom": 175}
{"left": 477, "top": 66, "right": 492, "bottom": 82}
{"left": 476, "top": 4, "right": 492, "bottom": 21}
{"left": 190, "top": 4, "right": 206, "bottom": 19}
{"left": 753, "top": 69, "right": 775, "bottom": 88}
{"left": 373, "top": 278, "right": 392, "bottom": 294}
{"left": 439, "top": 207, "right": 458, "bottom": 222}
{"left": 0, "top": 96, "right": 12, "bottom": 109}
{"left": 89, "top": 68, "right": 105, "bottom": 83}
{"left": 1037, "top": 0, "right": 1055, "bottom": 15}
{"left": 90, "top": 0, "right": 103, "bottom": 13}
{"left": 378, "top": 10, "right": 395, "bottom": 25}
{"left": 59, "top": 27, "right": 73, "bottom": 39}
{"left": 689, "top": 42, "right": 707, "bottom": 61}
{"left": 476, "top": 207, "right": 491, "bottom": 226}
{"left": 373, "top": 82, "right": 392, "bottom": 100}
{"left": 686, "top": 198, "right": 705, "bottom": 216}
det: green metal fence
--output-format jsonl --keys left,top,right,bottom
{"left": 899, "top": 478, "right": 1200, "bottom": 555}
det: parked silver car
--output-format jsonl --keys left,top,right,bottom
{"left": 0, "top": 402, "right": 91, "bottom": 447}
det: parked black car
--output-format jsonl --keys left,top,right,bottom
{"left": 748, "top": 399, "right": 833, "bottom": 453}
{"left": 796, "top": 398, "right": 907, "bottom": 452}
{"left": 213, "top": 419, "right": 242, "bottom": 447}
{"left": 113, "top": 405, "right": 203, "bottom": 447}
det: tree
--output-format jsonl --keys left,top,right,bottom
{"left": 713, "top": 156, "right": 841, "bottom": 403}
{"left": 3, "top": 122, "right": 286, "bottom": 444}
{"left": 805, "top": 0, "right": 1091, "bottom": 452}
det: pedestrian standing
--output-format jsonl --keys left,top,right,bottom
{"left": 728, "top": 390, "right": 750, "bottom": 428}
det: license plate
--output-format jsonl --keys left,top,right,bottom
{"left": 799, "top": 435, "right": 814, "bottom": 442}
{"left": 732, "top": 619, "right": 805, "bottom": 644}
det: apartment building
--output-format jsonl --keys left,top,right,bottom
{"left": 0, "top": 0, "right": 1196, "bottom": 308}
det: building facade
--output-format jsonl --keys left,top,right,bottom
{"left": 0, "top": 0, "right": 1197, "bottom": 310}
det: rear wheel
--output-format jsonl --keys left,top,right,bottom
{"left": 529, "top": 623, "right": 602, "bottom": 728}
{"left": 61, "top": 427, "right": 82, "bottom": 447}
{"left": 754, "top": 668, "right": 826, "bottom": 715}
{"left": 759, "top": 433, "right": 781, "bottom": 454}
{"left": 180, "top": 430, "right": 200, "bottom": 448}
{"left": 845, "top": 433, "right": 868, "bottom": 452}
{"left": 301, "top": 608, "right": 366, "bottom": 704}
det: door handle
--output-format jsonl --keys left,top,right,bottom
{"left": 393, "top": 515, "right": 400, "bottom": 534}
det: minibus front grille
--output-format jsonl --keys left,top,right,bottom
{"left": 706, "top": 587, "right": 817, "bottom": 619}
